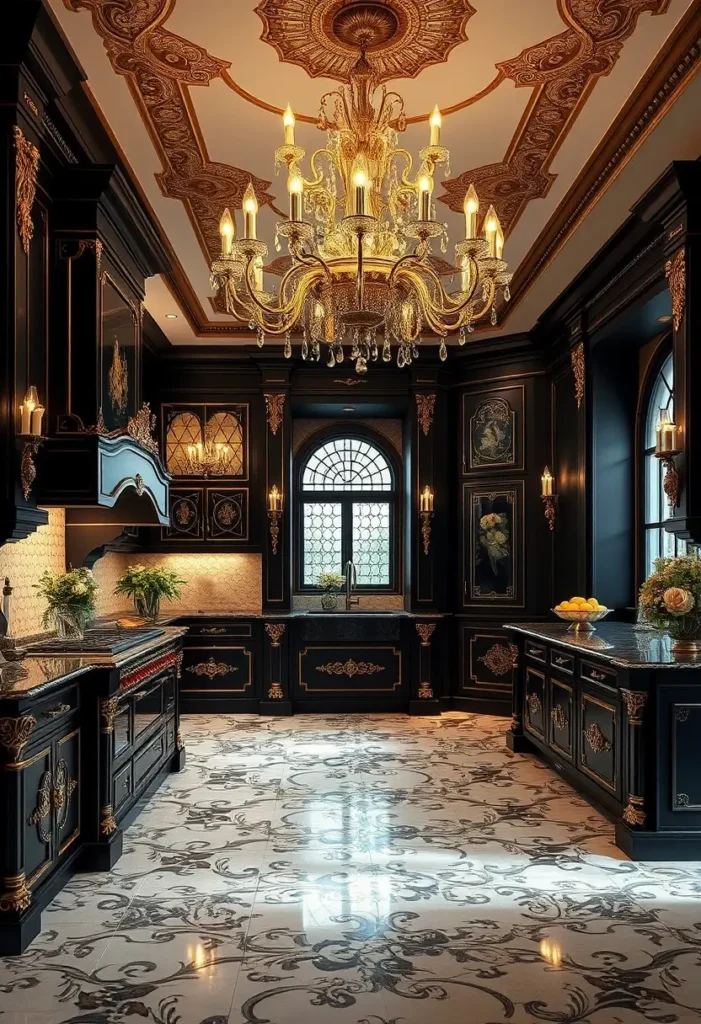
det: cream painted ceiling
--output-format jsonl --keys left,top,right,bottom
{"left": 48, "top": 0, "right": 701, "bottom": 345}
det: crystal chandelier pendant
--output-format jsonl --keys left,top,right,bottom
{"left": 209, "top": 51, "right": 509, "bottom": 372}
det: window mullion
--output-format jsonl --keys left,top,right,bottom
{"left": 342, "top": 497, "right": 353, "bottom": 571}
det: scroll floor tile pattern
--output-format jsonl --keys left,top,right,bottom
{"left": 3, "top": 712, "right": 701, "bottom": 1023}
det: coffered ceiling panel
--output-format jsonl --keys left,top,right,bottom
{"left": 49, "top": 0, "right": 700, "bottom": 343}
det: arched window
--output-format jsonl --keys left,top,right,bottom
{"left": 642, "top": 351, "right": 686, "bottom": 578}
{"left": 298, "top": 434, "right": 398, "bottom": 590}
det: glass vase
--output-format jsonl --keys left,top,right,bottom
{"left": 54, "top": 608, "right": 85, "bottom": 640}
{"left": 134, "top": 593, "right": 161, "bottom": 623}
{"left": 321, "top": 591, "right": 339, "bottom": 611}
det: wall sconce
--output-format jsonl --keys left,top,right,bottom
{"left": 18, "top": 386, "right": 45, "bottom": 500}
{"left": 655, "top": 408, "right": 681, "bottom": 513}
{"left": 267, "top": 484, "right": 284, "bottom": 556}
{"left": 541, "top": 466, "right": 557, "bottom": 531}
{"left": 419, "top": 485, "right": 434, "bottom": 555}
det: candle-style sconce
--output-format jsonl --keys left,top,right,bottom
{"left": 541, "top": 466, "right": 558, "bottom": 531}
{"left": 654, "top": 409, "right": 681, "bottom": 514}
{"left": 17, "top": 386, "right": 45, "bottom": 500}
{"left": 419, "top": 485, "right": 434, "bottom": 555}
{"left": 267, "top": 484, "right": 284, "bottom": 556}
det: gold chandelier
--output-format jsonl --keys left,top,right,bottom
{"left": 210, "top": 51, "right": 510, "bottom": 373}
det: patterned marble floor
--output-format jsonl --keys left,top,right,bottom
{"left": 2, "top": 713, "right": 701, "bottom": 1024}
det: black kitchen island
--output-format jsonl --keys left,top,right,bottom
{"left": 0, "top": 626, "right": 185, "bottom": 954}
{"left": 505, "top": 621, "right": 701, "bottom": 860}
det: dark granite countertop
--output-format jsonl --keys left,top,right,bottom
{"left": 504, "top": 621, "right": 701, "bottom": 670}
{"left": 159, "top": 609, "right": 443, "bottom": 621}
{"left": 0, "top": 626, "right": 187, "bottom": 702}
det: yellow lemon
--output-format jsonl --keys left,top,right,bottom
{"left": 560, "top": 602, "right": 573, "bottom": 611}
{"left": 588, "top": 598, "right": 598, "bottom": 606}
{"left": 570, "top": 596, "right": 585, "bottom": 604}
{"left": 581, "top": 601, "right": 595, "bottom": 611}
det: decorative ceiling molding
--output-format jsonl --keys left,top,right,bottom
{"left": 507, "top": 7, "right": 701, "bottom": 318}
{"left": 59, "top": 0, "right": 692, "bottom": 340}
{"left": 255, "top": 0, "right": 476, "bottom": 83}
{"left": 440, "top": 0, "right": 671, "bottom": 235}
{"left": 62, "top": 0, "right": 278, "bottom": 268}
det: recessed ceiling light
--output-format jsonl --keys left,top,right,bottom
{"left": 343, "top": 407, "right": 355, "bottom": 412}
{"left": 165, "top": 313, "right": 178, "bottom": 319}
{"left": 657, "top": 315, "right": 671, "bottom": 323}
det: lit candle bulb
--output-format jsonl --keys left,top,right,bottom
{"left": 219, "top": 208, "right": 235, "bottom": 256}
{"left": 288, "top": 174, "right": 303, "bottom": 221}
{"left": 656, "top": 409, "right": 678, "bottom": 453}
{"left": 429, "top": 105, "right": 441, "bottom": 146}
{"left": 541, "top": 466, "right": 553, "bottom": 497}
{"left": 282, "top": 103, "right": 295, "bottom": 146}
{"left": 483, "top": 205, "right": 504, "bottom": 258}
{"left": 269, "top": 485, "right": 280, "bottom": 511}
{"left": 352, "top": 163, "right": 368, "bottom": 216}
{"left": 31, "top": 404, "right": 44, "bottom": 436}
{"left": 463, "top": 184, "right": 479, "bottom": 238}
{"left": 20, "top": 386, "right": 38, "bottom": 435}
{"left": 242, "top": 182, "right": 258, "bottom": 239}
{"left": 420, "top": 486, "right": 434, "bottom": 512}
{"left": 418, "top": 175, "right": 433, "bottom": 221}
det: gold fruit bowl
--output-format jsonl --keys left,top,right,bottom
{"left": 552, "top": 608, "right": 612, "bottom": 633}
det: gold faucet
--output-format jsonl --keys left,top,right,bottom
{"left": 345, "top": 560, "right": 359, "bottom": 611}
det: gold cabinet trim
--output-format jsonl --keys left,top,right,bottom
{"left": 181, "top": 645, "right": 252, "bottom": 692}
{"left": 524, "top": 667, "right": 545, "bottom": 738}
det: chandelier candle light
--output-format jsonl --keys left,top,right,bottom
{"left": 210, "top": 50, "right": 511, "bottom": 374}
{"left": 185, "top": 438, "right": 230, "bottom": 478}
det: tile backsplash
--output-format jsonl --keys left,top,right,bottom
{"left": 93, "top": 552, "right": 263, "bottom": 615}
{"left": 0, "top": 509, "right": 66, "bottom": 637}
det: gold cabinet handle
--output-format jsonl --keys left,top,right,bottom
{"left": 553, "top": 656, "right": 568, "bottom": 666}
{"left": 590, "top": 669, "right": 607, "bottom": 681}
{"left": 44, "top": 703, "right": 71, "bottom": 718}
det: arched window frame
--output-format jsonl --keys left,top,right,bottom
{"left": 295, "top": 427, "right": 402, "bottom": 593}
{"left": 639, "top": 339, "right": 687, "bottom": 583}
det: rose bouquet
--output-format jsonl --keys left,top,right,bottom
{"left": 639, "top": 555, "right": 701, "bottom": 651}
{"left": 36, "top": 567, "right": 99, "bottom": 639}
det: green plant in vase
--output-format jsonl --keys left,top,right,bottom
{"left": 36, "top": 567, "right": 99, "bottom": 639}
{"left": 115, "top": 564, "right": 186, "bottom": 622}
{"left": 639, "top": 554, "right": 701, "bottom": 654}
{"left": 317, "top": 571, "right": 346, "bottom": 611}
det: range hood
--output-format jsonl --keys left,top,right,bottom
{"left": 35, "top": 429, "right": 170, "bottom": 567}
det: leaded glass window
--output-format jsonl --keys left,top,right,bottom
{"left": 643, "top": 352, "right": 687, "bottom": 578}
{"left": 299, "top": 435, "right": 397, "bottom": 590}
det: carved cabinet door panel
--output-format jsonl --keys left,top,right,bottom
{"left": 21, "top": 742, "right": 54, "bottom": 894}
{"left": 53, "top": 728, "right": 81, "bottom": 863}
{"left": 524, "top": 667, "right": 545, "bottom": 739}
{"left": 548, "top": 677, "right": 573, "bottom": 761}
{"left": 578, "top": 690, "right": 620, "bottom": 799}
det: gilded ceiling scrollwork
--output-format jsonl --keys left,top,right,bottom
{"left": 440, "top": 0, "right": 670, "bottom": 235}
{"left": 62, "top": 0, "right": 277, "bottom": 265}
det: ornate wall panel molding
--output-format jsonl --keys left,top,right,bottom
{"left": 415, "top": 395, "right": 436, "bottom": 436}
{"left": 13, "top": 125, "right": 40, "bottom": 253}
{"left": 665, "top": 248, "right": 686, "bottom": 331}
{"left": 265, "top": 394, "right": 286, "bottom": 435}
{"left": 256, "top": 0, "right": 476, "bottom": 84}
{"left": 317, "top": 659, "right": 384, "bottom": 677}
{"left": 571, "top": 342, "right": 585, "bottom": 409}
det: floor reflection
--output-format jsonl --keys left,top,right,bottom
{"left": 1, "top": 712, "right": 701, "bottom": 1024}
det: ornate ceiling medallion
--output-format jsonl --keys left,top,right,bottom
{"left": 256, "top": 0, "right": 475, "bottom": 83}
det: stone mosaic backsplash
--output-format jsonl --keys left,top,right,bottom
{"left": 92, "top": 552, "right": 263, "bottom": 616}
{"left": 0, "top": 509, "right": 67, "bottom": 637}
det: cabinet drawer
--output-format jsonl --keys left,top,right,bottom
{"left": 113, "top": 762, "right": 133, "bottom": 814}
{"left": 33, "top": 685, "right": 79, "bottom": 735}
{"left": 579, "top": 692, "right": 619, "bottom": 795}
{"left": 133, "top": 680, "right": 164, "bottom": 743}
{"left": 187, "top": 621, "right": 254, "bottom": 639}
{"left": 525, "top": 641, "right": 546, "bottom": 664}
{"left": 524, "top": 667, "right": 545, "bottom": 738}
{"left": 181, "top": 645, "right": 253, "bottom": 694}
{"left": 133, "top": 731, "right": 166, "bottom": 789}
{"left": 297, "top": 645, "right": 403, "bottom": 696}
{"left": 550, "top": 649, "right": 574, "bottom": 675}
{"left": 548, "top": 677, "right": 573, "bottom": 760}
{"left": 581, "top": 660, "right": 617, "bottom": 690}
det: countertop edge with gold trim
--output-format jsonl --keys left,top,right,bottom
{"left": 0, "top": 627, "right": 187, "bottom": 702}
{"left": 504, "top": 622, "right": 701, "bottom": 670}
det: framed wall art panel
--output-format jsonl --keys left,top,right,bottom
{"left": 462, "top": 480, "right": 525, "bottom": 607}
{"left": 461, "top": 385, "right": 525, "bottom": 474}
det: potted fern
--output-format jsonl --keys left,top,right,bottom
{"left": 114, "top": 564, "right": 186, "bottom": 622}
